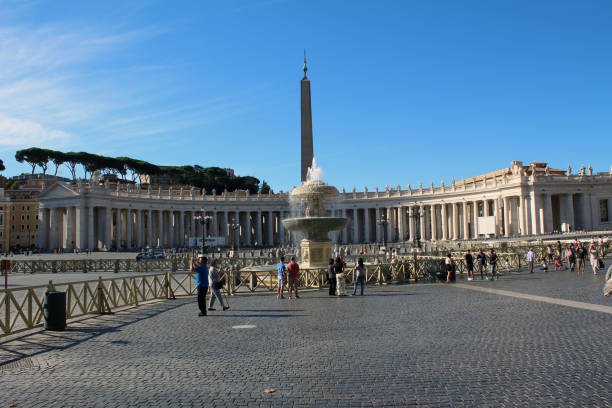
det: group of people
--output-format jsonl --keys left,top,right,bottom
{"left": 326, "top": 257, "right": 366, "bottom": 296}
{"left": 276, "top": 256, "right": 300, "bottom": 299}
{"left": 531, "top": 239, "right": 606, "bottom": 276}
{"left": 190, "top": 255, "right": 230, "bottom": 316}
{"left": 452, "top": 249, "right": 502, "bottom": 282}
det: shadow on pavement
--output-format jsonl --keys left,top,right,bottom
{"left": 0, "top": 297, "right": 191, "bottom": 367}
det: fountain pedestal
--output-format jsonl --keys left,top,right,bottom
{"left": 300, "top": 240, "right": 333, "bottom": 268}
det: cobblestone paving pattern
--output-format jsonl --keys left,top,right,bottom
{"left": 0, "top": 270, "right": 610, "bottom": 407}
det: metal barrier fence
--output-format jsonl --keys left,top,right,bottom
{"left": 0, "top": 257, "right": 449, "bottom": 337}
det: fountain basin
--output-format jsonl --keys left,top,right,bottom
{"left": 282, "top": 217, "right": 347, "bottom": 241}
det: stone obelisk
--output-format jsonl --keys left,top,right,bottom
{"left": 300, "top": 55, "right": 314, "bottom": 183}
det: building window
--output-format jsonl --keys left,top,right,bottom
{"left": 21, "top": 225, "right": 24, "bottom": 231}
{"left": 601, "top": 199, "right": 609, "bottom": 222}
{"left": 27, "top": 206, "right": 30, "bottom": 211}
{"left": 11, "top": 215, "right": 14, "bottom": 221}
{"left": 21, "top": 215, "right": 24, "bottom": 221}
{"left": 11, "top": 225, "right": 14, "bottom": 230}
{"left": 26, "top": 225, "right": 29, "bottom": 230}
{"left": 21, "top": 206, "right": 25, "bottom": 211}
{"left": 0, "top": 214, "right": 3, "bottom": 226}
{"left": 26, "top": 215, "right": 29, "bottom": 220}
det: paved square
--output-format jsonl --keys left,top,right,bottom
{"left": 1, "top": 267, "right": 611, "bottom": 407}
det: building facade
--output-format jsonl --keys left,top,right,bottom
{"left": 35, "top": 161, "right": 612, "bottom": 251}
{"left": 0, "top": 190, "right": 10, "bottom": 252}
{"left": 6, "top": 190, "right": 39, "bottom": 250}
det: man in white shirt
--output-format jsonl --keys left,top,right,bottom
{"left": 526, "top": 249, "right": 535, "bottom": 273}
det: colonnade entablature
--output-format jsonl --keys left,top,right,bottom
{"left": 35, "top": 161, "right": 612, "bottom": 250}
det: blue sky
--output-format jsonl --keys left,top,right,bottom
{"left": 1, "top": 0, "right": 611, "bottom": 192}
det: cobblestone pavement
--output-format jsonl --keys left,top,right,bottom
{"left": 1, "top": 269, "right": 610, "bottom": 407}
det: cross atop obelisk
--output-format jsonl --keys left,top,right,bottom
{"left": 300, "top": 51, "right": 314, "bottom": 183}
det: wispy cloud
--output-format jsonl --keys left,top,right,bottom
{"left": 0, "top": 113, "right": 69, "bottom": 147}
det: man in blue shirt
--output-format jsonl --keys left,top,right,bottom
{"left": 191, "top": 255, "right": 209, "bottom": 316}
{"left": 277, "top": 256, "right": 287, "bottom": 299}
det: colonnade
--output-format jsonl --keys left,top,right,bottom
{"left": 38, "top": 206, "right": 290, "bottom": 250}
{"left": 36, "top": 189, "right": 608, "bottom": 250}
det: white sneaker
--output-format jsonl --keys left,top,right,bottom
{"left": 468, "top": 277, "right": 473, "bottom": 281}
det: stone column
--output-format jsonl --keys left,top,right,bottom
{"left": 462, "top": 202, "right": 469, "bottom": 239}
{"left": 37, "top": 208, "right": 47, "bottom": 249}
{"left": 136, "top": 210, "right": 142, "bottom": 248}
{"left": 544, "top": 193, "right": 553, "bottom": 233}
{"left": 375, "top": 208, "right": 381, "bottom": 242}
{"left": 441, "top": 204, "right": 448, "bottom": 240}
{"left": 451, "top": 203, "right": 458, "bottom": 240}
{"left": 517, "top": 196, "right": 525, "bottom": 236}
{"left": 179, "top": 211, "right": 185, "bottom": 247}
{"left": 64, "top": 206, "right": 73, "bottom": 249}
{"left": 566, "top": 193, "right": 575, "bottom": 231}
{"left": 147, "top": 210, "right": 153, "bottom": 247}
{"left": 221, "top": 211, "right": 228, "bottom": 242}
{"left": 430, "top": 204, "right": 438, "bottom": 241}
{"left": 115, "top": 208, "right": 122, "bottom": 248}
{"left": 266, "top": 211, "right": 273, "bottom": 245}
{"left": 48, "top": 208, "right": 56, "bottom": 250}
{"left": 168, "top": 211, "right": 175, "bottom": 248}
{"left": 472, "top": 201, "right": 479, "bottom": 238}
{"left": 87, "top": 207, "right": 94, "bottom": 250}
{"left": 492, "top": 199, "right": 500, "bottom": 237}
{"left": 211, "top": 211, "right": 218, "bottom": 238}
{"left": 419, "top": 205, "right": 426, "bottom": 242}
{"left": 126, "top": 209, "right": 132, "bottom": 249}
{"left": 386, "top": 207, "right": 393, "bottom": 242}
{"left": 245, "top": 211, "right": 252, "bottom": 246}
{"left": 189, "top": 212, "right": 195, "bottom": 247}
{"left": 353, "top": 209, "right": 360, "bottom": 243}
{"left": 103, "top": 207, "right": 111, "bottom": 250}
{"left": 234, "top": 210, "right": 241, "bottom": 247}
{"left": 256, "top": 211, "right": 263, "bottom": 246}
{"left": 397, "top": 206, "right": 405, "bottom": 242}
{"left": 408, "top": 206, "right": 415, "bottom": 242}
{"left": 503, "top": 197, "right": 510, "bottom": 237}
{"left": 363, "top": 208, "right": 370, "bottom": 242}
{"left": 530, "top": 191, "right": 540, "bottom": 235}
{"left": 157, "top": 210, "right": 164, "bottom": 247}
{"left": 341, "top": 209, "right": 347, "bottom": 244}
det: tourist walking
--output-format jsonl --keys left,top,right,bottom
{"left": 476, "top": 249, "right": 488, "bottom": 280}
{"left": 352, "top": 258, "right": 366, "bottom": 295}
{"left": 589, "top": 244, "right": 601, "bottom": 275}
{"left": 327, "top": 258, "right": 336, "bottom": 296}
{"left": 576, "top": 243, "right": 587, "bottom": 275}
{"left": 445, "top": 254, "right": 455, "bottom": 283}
{"left": 526, "top": 248, "right": 535, "bottom": 273}
{"left": 191, "top": 255, "right": 208, "bottom": 316}
{"left": 334, "top": 256, "right": 346, "bottom": 296}
{"left": 464, "top": 249, "right": 474, "bottom": 281}
{"left": 546, "top": 245, "right": 554, "bottom": 263}
{"left": 488, "top": 249, "right": 499, "bottom": 280}
{"left": 208, "top": 259, "right": 229, "bottom": 311}
{"left": 566, "top": 245, "right": 576, "bottom": 272}
{"left": 287, "top": 256, "right": 300, "bottom": 299}
{"left": 277, "top": 256, "right": 287, "bottom": 299}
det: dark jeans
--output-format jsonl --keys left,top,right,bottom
{"left": 353, "top": 275, "right": 365, "bottom": 295}
{"left": 197, "top": 286, "right": 208, "bottom": 314}
{"left": 328, "top": 276, "right": 337, "bottom": 295}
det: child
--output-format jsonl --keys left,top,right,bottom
{"left": 539, "top": 259, "right": 548, "bottom": 273}
{"left": 504, "top": 258, "right": 510, "bottom": 273}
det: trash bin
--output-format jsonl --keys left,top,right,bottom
{"left": 44, "top": 291, "right": 66, "bottom": 331}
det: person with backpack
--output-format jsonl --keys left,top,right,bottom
{"left": 208, "top": 258, "right": 229, "bottom": 311}
{"left": 566, "top": 245, "right": 576, "bottom": 272}
{"left": 488, "top": 249, "right": 499, "bottom": 281}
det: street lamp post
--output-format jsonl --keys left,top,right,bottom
{"left": 228, "top": 222, "right": 240, "bottom": 252}
{"left": 194, "top": 212, "right": 212, "bottom": 255}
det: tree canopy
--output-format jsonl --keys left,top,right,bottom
{"left": 13, "top": 147, "right": 268, "bottom": 193}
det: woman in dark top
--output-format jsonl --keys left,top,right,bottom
{"left": 333, "top": 256, "right": 346, "bottom": 296}
{"left": 327, "top": 258, "right": 336, "bottom": 296}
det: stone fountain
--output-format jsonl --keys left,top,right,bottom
{"left": 282, "top": 160, "right": 347, "bottom": 268}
